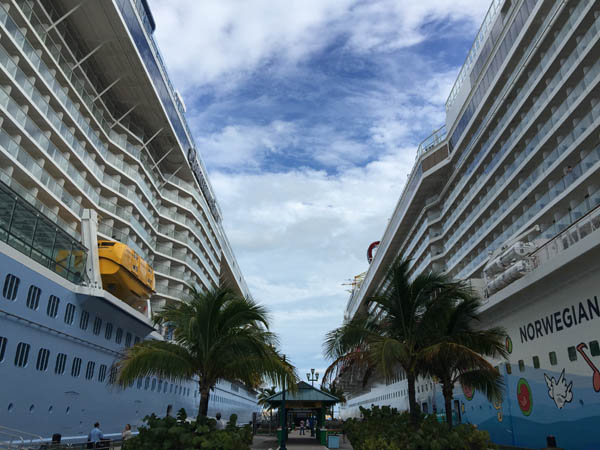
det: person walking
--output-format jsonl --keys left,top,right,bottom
{"left": 299, "top": 419, "right": 305, "bottom": 435}
{"left": 121, "top": 424, "right": 133, "bottom": 441}
{"left": 215, "top": 412, "right": 226, "bottom": 430}
{"left": 87, "top": 422, "right": 103, "bottom": 448}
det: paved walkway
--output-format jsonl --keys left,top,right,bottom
{"left": 251, "top": 430, "right": 353, "bottom": 449}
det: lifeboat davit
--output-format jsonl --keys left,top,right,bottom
{"left": 98, "top": 240, "right": 155, "bottom": 304}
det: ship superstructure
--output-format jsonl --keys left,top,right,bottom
{"left": 340, "top": 1, "right": 600, "bottom": 448}
{"left": 0, "top": 0, "right": 258, "bottom": 444}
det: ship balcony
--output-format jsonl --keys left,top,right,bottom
{"left": 440, "top": 45, "right": 600, "bottom": 272}
{"left": 434, "top": 1, "right": 597, "bottom": 238}
{"left": 1, "top": 0, "right": 223, "bottom": 250}
{"left": 0, "top": 174, "right": 87, "bottom": 284}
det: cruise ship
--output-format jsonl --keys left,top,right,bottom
{"left": 0, "top": 0, "right": 259, "bottom": 445}
{"left": 338, "top": 0, "right": 600, "bottom": 449}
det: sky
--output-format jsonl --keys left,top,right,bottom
{"left": 148, "top": 0, "right": 490, "bottom": 384}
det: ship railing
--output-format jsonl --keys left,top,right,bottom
{"left": 532, "top": 202, "right": 600, "bottom": 269}
{"left": 0, "top": 425, "right": 43, "bottom": 449}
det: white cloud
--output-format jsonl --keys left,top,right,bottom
{"left": 148, "top": 0, "right": 490, "bottom": 376}
{"left": 211, "top": 149, "right": 415, "bottom": 369}
{"left": 149, "top": 0, "right": 488, "bottom": 91}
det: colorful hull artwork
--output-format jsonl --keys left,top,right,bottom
{"left": 456, "top": 363, "right": 600, "bottom": 450}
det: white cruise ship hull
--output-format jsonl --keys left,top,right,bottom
{"left": 0, "top": 242, "right": 259, "bottom": 444}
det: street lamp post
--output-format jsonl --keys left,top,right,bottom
{"left": 306, "top": 368, "right": 319, "bottom": 387}
{"left": 280, "top": 355, "right": 287, "bottom": 450}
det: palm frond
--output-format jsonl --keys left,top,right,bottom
{"left": 116, "top": 340, "right": 196, "bottom": 387}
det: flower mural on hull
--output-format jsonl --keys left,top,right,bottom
{"left": 517, "top": 378, "right": 533, "bottom": 416}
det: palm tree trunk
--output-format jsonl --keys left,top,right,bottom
{"left": 198, "top": 383, "right": 210, "bottom": 420}
{"left": 442, "top": 381, "right": 453, "bottom": 427}
{"left": 406, "top": 372, "right": 419, "bottom": 425}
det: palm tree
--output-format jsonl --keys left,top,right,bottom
{"left": 116, "top": 286, "right": 295, "bottom": 420}
{"left": 324, "top": 259, "right": 474, "bottom": 424}
{"left": 421, "top": 296, "right": 507, "bottom": 426}
{"left": 257, "top": 386, "right": 277, "bottom": 433}
{"left": 321, "top": 382, "right": 346, "bottom": 418}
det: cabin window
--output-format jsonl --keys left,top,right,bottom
{"left": 26, "top": 286, "right": 41, "bottom": 310}
{"left": 85, "top": 361, "right": 95, "bottom": 380}
{"left": 137, "top": 378, "right": 142, "bottom": 389}
{"left": 144, "top": 377, "right": 150, "bottom": 390}
{"left": 71, "top": 357, "right": 82, "bottom": 377}
{"left": 55, "top": 353, "right": 67, "bottom": 374}
{"left": 14, "top": 342, "right": 30, "bottom": 367}
{"left": 518, "top": 360, "right": 525, "bottom": 372}
{"left": 115, "top": 328, "right": 123, "bottom": 344}
{"left": 134, "top": 336, "right": 140, "bottom": 345}
{"left": 164, "top": 383, "right": 168, "bottom": 393}
{"left": 151, "top": 379, "right": 157, "bottom": 391}
{"left": 36, "top": 348, "right": 50, "bottom": 371}
{"left": 158, "top": 379, "right": 163, "bottom": 392}
{"left": 590, "top": 341, "right": 600, "bottom": 357}
{"left": 549, "top": 351, "right": 558, "bottom": 366}
{"left": 125, "top": 333, "right": 132, "bottom": 348}
{"left": 64, "top": 303, "right": 76, "bottom": 325}
{"left": 93, "top": 317, "right": 102, "bottom": 335}
{"left": 3, "top": 274, "right": 20, "bottom": 301}
{"left": 105, "top": 323, "right": 113, "bottom": 340}
{"left": 505, "top": 363, "right": 512, "bottom": 374}
{"left": 0, "top": 336, "right": 6, "bottom": 362}
{"left": 47, "top": 295, "right": 60, "bottom": 318}
{"left": 98, "top": 364, "right": 107, "bottom": 383}
{"left": 108, "top": 367, "right": 117, "bottom": 384}
{"left": 567, "top": 346, "right": 577, "bottom": 361}
{"left": 80, "top": 311, "right": 89, "bottom": 330}
{"left": 532, "top": 356, "right": 540, "bottom": 369}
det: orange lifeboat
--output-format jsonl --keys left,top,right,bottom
{"left": 97, "top": 240, "right": 155, "bottom": 305}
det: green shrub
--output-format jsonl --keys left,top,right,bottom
{"left": 123, "top": 408, "right": 252, "bottom": 450}
{"left": 343, "top": 406, "right": 496, "bottom": 450}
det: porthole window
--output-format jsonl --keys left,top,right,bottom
{"left": 590, "top": 341, "right": 600, "bottom": 357}
{"left": 26, "top": 286, "right": 41, "bottom": 310}
{"left": 98, "top": 364, "right": 107, "bottom": 383}
{"left": 71, "top": 357, "right": 82, "bottom": 377}
{"left": 518, "top": 360, "right": 525, "bottom": 372}
{"left": 549, "top": 351, "right": 558, "bottom": 366}
{"left": 105, "top": 323, "right": 113, "bottom": 340}
{"left": 566, "top": 345, "right": 577, "bottom": 361}
{"left": 125, "top": 333, "right": 132, "bottom": 348}
{"left": 532, "top": 356, "right": 540, "bottom": 369}
{"left": 3, "top": 274, "right": 20, "bottom": 300}
{"left": 85, "top": 361, "right": 95, "bottom": 380}
{"left": 93, "top": 317, "right": 102, "bottom": 335}
{"left": 14, "top": 342, "right": 31, "bottom": 367}
{"left": 64, "top": 303, "right": 76, "bottom": 325}
{"left": 55, "top": 353, "right": 67, "bottom": 374}
{"left": 80, "top": 311, "right": 89, "bottom": 330}
{"left": 47, "top": 295, "right": 60, "bottom": 318}
{"left": 0, "top": 336, "right": 6, "bottom": 362}
{"left": 115, "top": 328, "right": 123, "bottom": 344}
{"left": 36, "top": 348, "right": 50, "bottom": 371}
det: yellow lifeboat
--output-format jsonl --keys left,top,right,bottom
{"left": 98, "top": 240, "right": 155, "bottom": 305}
